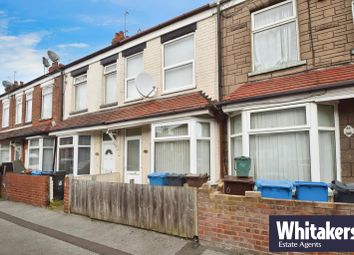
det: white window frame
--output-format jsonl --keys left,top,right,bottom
{"left": 41, "top": 85, "right": 53, "bottom": 119}
{"left": 251, "top": 0, "right": 301, "bottom": 73}
{"left": 151, "top": 118, "right": 215, "bottom": 181}
{"left": 15, "top": 95, "right": 22, "bottom": 125}
{"left": 125, "top": 52, "right": 143, "bottom": 102}
{"left": 57, "top": 135, "right": 92, "bottom": 176}
{"left": 103, "top": 63, "right": 117, "bottom": 104}
{"left": 227, "top": 103, "right": 340, "bottom": 182}
{"left": 27, "top": 137, "right": 55, "bottom": 170}
{"left": 2, "top": 99, "right": 9, "bottom": 128}
{"left": 162, "top": 33, "right": 195, "bottom": 94}
{"left": 352, "top": 0, "right": 354, "bottom": 21}
{"left": 0, "top": 143, "right": 11, "bottom": 163}
{"left": 73, "top": 74, "right": 87, "bottom": 111}
{"left": 25, "top": 90, "right": 33, "bottom": 123}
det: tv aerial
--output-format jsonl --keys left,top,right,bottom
{"left": 47, "top": 50, "right": 60, "bottom": 63}
{"left": 135, "top": 72, "right": 157, "bottom": 98}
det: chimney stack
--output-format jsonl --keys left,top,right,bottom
{"left": 111, "top": 31, "right": 126, "bottom": 45}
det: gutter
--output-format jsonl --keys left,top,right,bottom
{"left": 218, "top": 79, "right": 354, "bottom": 107}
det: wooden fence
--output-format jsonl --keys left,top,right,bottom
{"left": 70, "top": 179, "right": 197, "bottom": 238}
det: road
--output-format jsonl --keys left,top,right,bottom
{"left": 0, "top": 200, "right": 233, "bottom": 255}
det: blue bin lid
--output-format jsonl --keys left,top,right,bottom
{"left": 148, "top": 172, "right": 169, "bottom": 177}
{"left": 293, "top": 181, "right": 328, "bottom": 188}
{"left": 256, "top": 179, "right": 293, "bottom": 189}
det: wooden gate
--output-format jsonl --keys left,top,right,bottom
{"left": 70, "top": 179, "right": 197, "bottom": 238}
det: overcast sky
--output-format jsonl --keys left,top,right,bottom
{"left": 0, "top": 0, "right": 209, "bottom": 93}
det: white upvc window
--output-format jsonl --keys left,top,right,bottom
{"left": 125, "top": 53, "right": 143, "bottom": 101}
{"left": 25, "top": 91, "right": 33, "bottom": 123}
{"left": 0, "top": 143, "right": 10, "bottom": 163}
{"left": 15, "top": 95, "right": 22, "bottom": 124}
{"left": 352, "top": 1, "right": 354, "bottom": 21}
{"left": 104, "top": 63, "right": 117, "bottom": 104}
{"left": 152, "top": 119, "right": 213, "bottom": 177}
{"left": 74, "top": 74, "right": 87, "bottom": 111}
{"left": 163, "top": 34, "right": 195, "bottom": 93}
{"left": 41, "top": 85, "right": 53, "bottom": 119}
{"left": 58, "top": 135, "right": 91, "bottom": 175}
{"left": 228, "top": 103, "right": 338, "bottom": 183}
{"left": 2, "top": 99, "right": 9, "bottom": 128}
{"left": 28, "top": 137, "right": 55, "bottom": 170}
{"left": 14, "top": 142, "right": 22, "bottom": 160}
{"left": 251, "top": 0, "right": 300, "bottom": 72}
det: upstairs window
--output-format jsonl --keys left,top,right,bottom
{"left": 163, "top": 34, "right": 194, "bottom": 93}
{"left": 25, "top": 91, "right": 32, "bottom": 123}
{"left": 2, "top": 100, "right": 9, "bottom": 128}
{"left": 252, "top": 0, "right": 299, "bottom": 72}
{"left": 41, "top": 85, "right": 53, "bottom": 119}
{"left": 103, "top": 63, "right": 117, "bottom": 104}
{"left": 125, "top": 53, "right": 143, "bottom": 101}
{"left": 15, "top": 95, "right": 22, "bottom": 124}
{"left": 74, "top": 74, "right": 87, "bottom": 111}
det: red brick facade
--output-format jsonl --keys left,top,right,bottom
{"left": 198, "top": 187, "right": 354, "bottom": 254}
{"left": 63, "top": 176, "right": 70, "bottom": 213}
{"left": 0, "top": 173, "right": 49, "bottom": 207}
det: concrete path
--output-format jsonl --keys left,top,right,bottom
{"left": 0, "top": 200, "right": 233, "bottom": 255}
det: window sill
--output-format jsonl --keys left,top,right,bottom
{"left": 25, "top": 121, "right": 32, "bottom": 125}
{"left": 69, "top": 109, "right": 88, "bottom": 116}
{"left": 39, "top": 118, "right": 52, "bottom": 122}
{"left": 161, "top": 86, "right": 196, "bottom": 96}
{"left": 124, "top": 97, "right": 143, "bottom": 104}
{"left": 248, "top": 60, "right": 307, "bottom": 77}
{"left": 100, "top": 102, "right": 118, "bottom": 109}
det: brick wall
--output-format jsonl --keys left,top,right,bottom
{"left": 221, "top": 0, "right": 354, "bottom": 96}
{"left": 198, "top": 187, "right": 354, "bottom": 254}
{"left": 1, "top": 173, "right": 49, "bottom": 207}
{"left": 339, "top": 99, "right": 354, "bottom": 183}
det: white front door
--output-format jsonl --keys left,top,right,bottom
{"left": 125, "top": 136, "right": 142, "bottom": 184}
{"left": 102, "top": 141, "right": 116, "bottom": 173}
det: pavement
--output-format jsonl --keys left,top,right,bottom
{"left": 0, "top": 200, "right": 235, "bottom": 255}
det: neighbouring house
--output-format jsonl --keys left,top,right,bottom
{"left": 219, "top": 0, "right": 354, "bottom": 183}
{"left": 47, "top": 1, "right": 244, "bottom": 184}
{"left": 0, "top": 63, "right": 63, "bottom": 172}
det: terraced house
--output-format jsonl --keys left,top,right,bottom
{"left": 0, "top": 63, "right": 63, "bottom": 172}
{"left": 0, "top": 0, "right": 353, "bottom": 186}
{"left": 220, "top": 0, "right": 354, "bottom": 183}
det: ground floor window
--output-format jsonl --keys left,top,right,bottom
{"left": 152, "top": 119, "right": 212, "bottom": 175}
{"left": 27, "top": 137, "right": 55, "bottom": 170}
{"left": 58, "top": 135, "right": 91, "bottom": 175}
{"left": 229, "top": 103, "right": 337, "bottom": 182}
{"left": 0, "top": 143, "right": 10, "bottom": 163}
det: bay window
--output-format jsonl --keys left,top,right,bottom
{"left": 103, "top": 63, "right": 117, "bottom": 104}
{"left": 125, "top": 53, "right": 143, "bottom": 101}
{"left": 252, "top": 0, "right": 300, "bottom": 72}
{"left": 74, "top": 74, "right": 87, "bottom": 111}
{"left": 0, "top": 143, "right": 10, "bottom": 163}
{"left": 229, "top": 103, "right": 338, "bottom": 183}
{"left": 58, "top": 135, "right": 91, "bottom": 175}
{"left": 15, "top": 95, "right": 22, "bottom": 124}
{"left": 163, "top": 34, "right": 194, "bottom": 93}
{"left": 41, "top": 85, "right": 53, "bottom": 119}
{"left": 25, "top": 91, "right": 32, "bottom": 123}
{"left": 2, "top": 100, "right": 9, "bottom": 128}
{"left": 28, "top": 137, "right": 55, "bottom": 170}
{"left": 152, "top": 119, "right": 212, "bottom": 176}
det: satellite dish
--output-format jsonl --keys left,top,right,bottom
{"left": 2, "top": 80, "right": 13, "bottom": 88}
{"left": 42, "top": 57, "right": 50, "bottom": 68}
{"left": 135, "top": 72, "right": 157, "bottom": 98}
{"left": 47, "top": 50, "right": 60, "bottom": 62}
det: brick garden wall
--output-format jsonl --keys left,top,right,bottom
{"left": 63, "top": 176, "right": 70, "bottom": 213}
{"left": 197, "top": 186, "right": 354, "bottom": 254}
{"left": 1, "top": 173, "right": 49, "bottom": 207}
